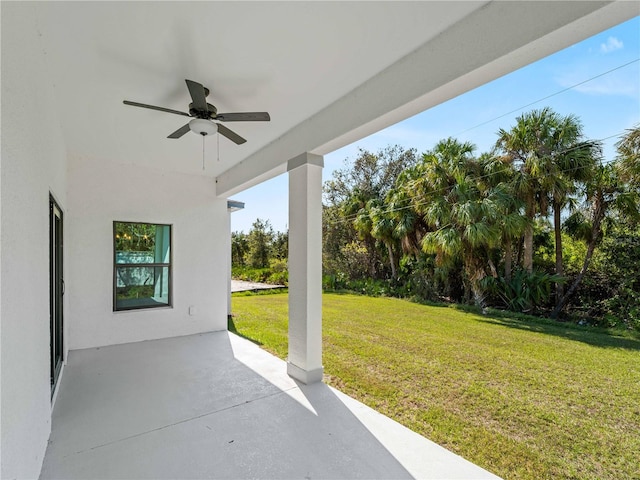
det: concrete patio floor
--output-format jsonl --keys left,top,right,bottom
{"left": 40, "top": 331, "right": 500, "bottom": 479}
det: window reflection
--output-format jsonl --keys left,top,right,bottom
{"left": 114, "top": 222, "right": 171, "bottom": 311}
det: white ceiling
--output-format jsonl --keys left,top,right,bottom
{"left": 30, "top": 1, "right": 639, "bottom": 192}
{"left": 35, "top": 1, "right": 483, "bottom": 177}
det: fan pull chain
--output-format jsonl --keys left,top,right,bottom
{"left": 202, "top": 133, "right": 205, "bottom": 171}
{"left": 217, "top": 132, "right": 220, "bottom": 162}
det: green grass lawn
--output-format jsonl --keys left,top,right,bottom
{"left": 231, "top": 292, "right": 640, "bottom": 480}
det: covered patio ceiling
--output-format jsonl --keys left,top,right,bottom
{"left": 31, "top": 1, "right": 636, "bottom": 194}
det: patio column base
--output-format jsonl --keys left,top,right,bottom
{"left": 287, "top": 362, "right": 324, "bottom": 384}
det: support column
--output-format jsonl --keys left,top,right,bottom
{"left": 287, "top": 153, "right": 324, "bottom": 384}
{"left": 226, "top": 209, "right": 232, "bottom": 319}
{"left": 226, "top": 200, "right": 245, "bottom": 320}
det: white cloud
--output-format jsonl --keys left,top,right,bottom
{"left": 572, "top": 77, "right": 638, "bottom": 98}
{"left": 556, "top": 69, "right": 639, "bottom": 99}
{"left": 600, "top": 36, "right": 624, "bottom": 54}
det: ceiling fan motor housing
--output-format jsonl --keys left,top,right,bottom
{"left": 189, "top": 103, "right": 217, "bottom": 119}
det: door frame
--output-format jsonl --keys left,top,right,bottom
{"left": 50, "top": 194, "right": 64, "bottom": 397}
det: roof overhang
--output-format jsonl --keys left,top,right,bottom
{"left": 4, "top": 1, "right": 637, "bottom": 198}
{"left": 215, "top": 1, "right": 638, "bottom": 196}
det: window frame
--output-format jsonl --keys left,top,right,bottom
{"left": 113, "top": 221, "right": 173, "bottom": 312}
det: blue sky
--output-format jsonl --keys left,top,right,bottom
{"left": 231, "top": 16, "right": 640, "bottom": 233}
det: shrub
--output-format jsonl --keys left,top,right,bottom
{"left": 482, "top": 269, "right": 562, "bottom": 314}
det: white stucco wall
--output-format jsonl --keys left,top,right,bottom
{"left": 1, "top": 3, "right": 69, "bottom": 478}
{"left": 66, "top": 157, "right": 228, "bottom": 350}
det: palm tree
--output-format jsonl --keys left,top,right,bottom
{"left": 480, "top": 152, "right": 526, "bottom": 281}
{"left": 547, "top": 140, "right": 599, "bottom": 300}
{"left": 410, "top": 138, "right": 504, "bottom": 307}
{"left": 325, "top": 146, "right": 419, "bottom": 280}
{"left": 552, "top": 161, "right": 640, "bottom": 318}
{"left": 367, "top": 198, "right": 401, "bottom": 278}
{"left": 553, "top": 128, "right": 640, "bottom": 317}
{"left": 387, "top": 167, "right": 429, "bottom": 257}
{"left": 495, "top": 107, "right": 597, "bottom": 304}
{"left": 616, "top": 124, "right": 640, "bottom": 190}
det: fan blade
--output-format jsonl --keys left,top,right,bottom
{"left": 217, "top": 124, "right": 246, "bottom": 145}
{"left": 167, "top": 123, "right": 191, "bottom": 139}
{"left": 123, "top": 100, "right": 190, "bottom": 117}
{"left": 216, "top": 112, "right": 271, "bottom": 122}
{"left": 185, "top": 79, "right": 208, "bottom": 111}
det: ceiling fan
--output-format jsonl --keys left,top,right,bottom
{"left": 123, "top": 79, "right": 270, "bottom": 145}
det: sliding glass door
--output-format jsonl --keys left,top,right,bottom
{"left": 50, "top": 196, "right": 64, "bottom": 395}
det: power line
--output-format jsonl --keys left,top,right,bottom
{"left": 325, "top": 55, "right": 640, "bottom": 227}
{"left": 454, "top": 58, "right": 639, "bottom": 137}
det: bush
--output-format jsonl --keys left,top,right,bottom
{"left": 322, "top": 276, "right": 400, "bottom": 298}
{"left": 232, "top": 261, "right": 288, "bottom": 286}
{"left": 323, "top": 272, "right": 349, "bottom": 291}
{"left": 339, "top": 241, "right": 372, "bottom": 279}
{"left": 395, "top": 256, "right": 440, "bottom": 302}
{"left": 231, "top": 266, "right": 272, "bottom": 283}
{"left": 482, "top": 269, "right": 562, "bottom": 314}
{"left": 562, "top": 226, "right": 640, "bottom": 330}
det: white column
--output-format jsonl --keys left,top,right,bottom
{"left": 226, "top": 209, "right": 232, "bottom": 319}
{"left": 287, "top": 153, "right": 324, "bottom": 384}
{"left": 226, "top": 200, "right": 245, "bottom": 320}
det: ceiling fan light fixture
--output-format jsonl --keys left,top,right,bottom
{"left": 124, "top": 80, "right": 267, "bottom": 143}
{"left": 189, "top": 118, "right": 218, "bottom": 136}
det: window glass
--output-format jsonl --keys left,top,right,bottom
{"left": 114, "top": 222, "right": 171, "bottom": 311}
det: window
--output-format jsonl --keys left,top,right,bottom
{"left": 114, "top": 221, "right": 171, "bottom": 311}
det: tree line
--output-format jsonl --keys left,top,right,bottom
{"left": 234, "top": 108, "right": 640, "bottom": 330}
{"left": 232, "top": 218, "right": 288, "bottom": 285}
